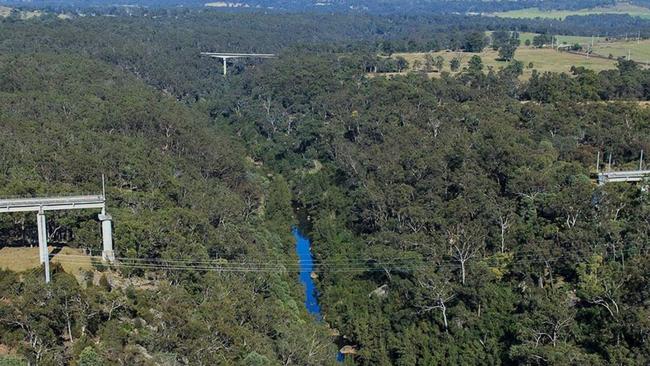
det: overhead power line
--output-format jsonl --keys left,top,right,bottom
{"left": 47, "top": 247, "right": 643, "bottom": 274}
{"left": 51, "top": 245, "right": 645, "bottom": 266}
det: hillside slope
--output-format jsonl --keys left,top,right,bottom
{"left": 0, "top": 53, "right": 335, "bottom": 365}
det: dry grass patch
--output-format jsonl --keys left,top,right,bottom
{"left": 0, "top": 246, "right": 94, "bottom": 277}
{"left": 488, "top": 3, "right": 650, "bottom": 19}
{"left": 512, "top": 32, "right": 650, "bottom": 64}
{"left": 0, "top": 6, "right": 12, "bottom": 17}
{"left": 389, "top": 47, "right": 617, "bottom": 80}
{"left": 19, "top": 10, "right": 43, "bottom": 19}
{"left": 592, "top": 39, "right": 650, "bottom": 64}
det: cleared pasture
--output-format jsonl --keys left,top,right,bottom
{"left": 493, "top": 32, "right": 650, "bottom": 64}
{"left": 389, "top": 47, "right": 616, "bottom": 79}
{"left": 0, "top": 6, "right": 11, "bottom": 17}
{"left": 489, "top": 3, "right": 650, "bottom": 20}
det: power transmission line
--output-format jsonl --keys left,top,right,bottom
{"left": 46, "top": 251, "right": 590, "bottom": 268}
{"left": 50, "top": 244, "right": 645, "bottom": 266}
{"left": 48, "top": 247, "right": 644, "bottom": 274}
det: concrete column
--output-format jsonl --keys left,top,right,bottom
{"left": 44, "top": 251, "right": 51, "bottom": 284}
{"left": 37, "top": 210, "right": 50, "bottom": 283}
{"left": 37, "top": 211, "right": 47, "bottom": 264}
{"left": 99, "top": 212, "right": 114, "bottom": 262}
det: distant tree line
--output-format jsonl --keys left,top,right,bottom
{"left": 0, "top": 0, "right": 630, "bottom": 15}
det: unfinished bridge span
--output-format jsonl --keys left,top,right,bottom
{"left": 0, "top": 192, "right": 114, "bottom": 283}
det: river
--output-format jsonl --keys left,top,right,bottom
{"left": 293, "top": 227, "right": 346, "bottom": 362}
{"left": 293, "top": 227, "right": 322, "bottom": 319}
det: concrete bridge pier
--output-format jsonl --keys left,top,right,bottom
{"left": 36, "top": 209, "right": 50, "bottom": 283}
{"left": 99, "top": 210, "right": 114, "bottom": 262}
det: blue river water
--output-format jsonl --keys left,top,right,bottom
{"left": 293, "top": 227, "right": 345, "bottom": 362}
{"left": 293, "top": 227, "right": 322, "bottom": 319}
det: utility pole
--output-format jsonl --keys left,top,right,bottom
{"left": 608, "top": 153, "right": 613, "bottom": 171}
{"left": 641, "top": 150, "right": 645, "bottom": 170}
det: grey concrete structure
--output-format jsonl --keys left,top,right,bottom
{"left": 597, "top": 170, "right": 650, "bottom": 185}
{"left": 0, "top": 194, "right": 113, "bottom": 283}
{"left": 98, "top": 211, "right": 114, "bottom": 261}
{"left": 200, "top": 52, "right": 277, "bottom": 75}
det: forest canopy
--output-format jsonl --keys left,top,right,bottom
{"left": 0, "top": 7, "right": 648, "bottom": 366}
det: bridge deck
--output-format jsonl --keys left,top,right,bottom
{"left": 598, "top": 170, "right": 650, "bottom": 184}
{"left": 200, "top": 52, "right": 276, "bottom": 58}
{"left": 0, "top": 195, "right": 105, "bottom": 213}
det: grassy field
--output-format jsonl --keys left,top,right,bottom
{"left": 592, "top": 39, "right": 650, "bottom": 63}
{"left": 489, "top": 3, "right": 650, "bottom": 20}
{"left": 0, "top": 246, "right": 94, "bottom": 278}
{"left": 514, "top": 32, "right": 650, "bottom": 64}
{"left": 390, "top": 47, "right": 617, "bottom": 79}
{"left": 0, "top": 6, "right": 11, "bottom": 17}
{"left": 19, "top": 10, "right": 43, "bottom": 19}
{"left": 0, "top": 6, "right": 44, "bottom": 19}
{"left": 514, "top": 32, "right": 595, "bottom": 46}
